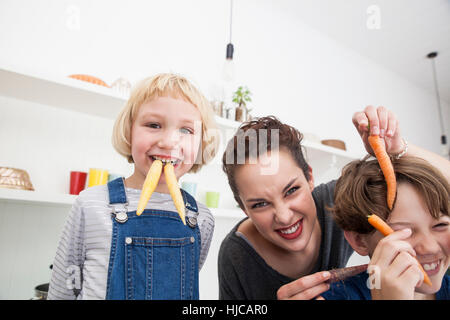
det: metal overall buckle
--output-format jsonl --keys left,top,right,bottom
{"left": 186, "top": 210, "right": 198, "bottom": 229}
{"left": 110, "top": 204, "right": 129, "bottom": 224}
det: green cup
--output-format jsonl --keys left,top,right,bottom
{"left": 205, "top": 191, "right": 220, "bottom": 208}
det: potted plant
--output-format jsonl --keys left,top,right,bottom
{"left": 232, "top": 86, "right": 252, "bottom": 122}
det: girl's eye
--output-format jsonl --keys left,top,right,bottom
{"left": 285, "top": 186, "right": 299, "bottom": 197}
{"left": 251, "top": 201, "right": 268, "bottom": 209}
{"left": 146, "top": 123, "right": 160, "bottom": 129}
{"left": 180, "top": 127, "right": 193, "bottom": 134}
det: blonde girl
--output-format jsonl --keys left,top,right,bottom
{"left": 48, "top": 73, "right": 219, "bottom": 300}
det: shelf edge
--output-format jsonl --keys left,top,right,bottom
{"left": 0, "top": 188, "right": 75, "bottom": 206}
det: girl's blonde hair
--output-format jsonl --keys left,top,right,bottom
{"left": 112, "top": 73, "right": 219, "bottom": 173}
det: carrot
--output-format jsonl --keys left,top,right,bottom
{"left": 164, "top": 162, "right": 186, "bottom": 225}
{"left": 368, "top": 213, "right": 394, "bottom": 236}
{"left": 367, "top": 214, "right": 432, "bottom": 286}
{"left": 325, "top": 264, "right": 369, "bottom": 284}
{"left": 368, "top": 135, "right": 396, "bottom": 210}
{"left": 136, "top": 160, "right": 163, "bottom": 216}
{"left": 68, "top": 74, "right": 110, "bottom": 87}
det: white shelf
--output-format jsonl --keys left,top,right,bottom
{"left": 210, "top": 208, "right": 246, "bottom": 219}
{"left": 214, "top": 116, "right": 241, "bottom": 130}
{"left": 302, "top": 139, "right": 359, "bottom": 161}
{"left": 0, "top": 66, "right": 243, "bottom": 129}
{"left": 0, "top": 188, "right": 75, "bottom": 206}
{"left": 0, "top": 188, "right": 246, "bottom": 219}
{"left": 0, "top": 65, "right": 360, "bottom": 211}
{"left": 0, "top": 67, "right": 128, "bottom": 119}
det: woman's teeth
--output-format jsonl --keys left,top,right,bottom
{"left": 279, "top": 221, "right": 300, "bottom": 234}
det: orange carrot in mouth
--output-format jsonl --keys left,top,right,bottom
{"left": 164, "top": 162, "right": 186, "bottom": 225}
{"left": 368, "top": 214, "right": 432, "bottom": 286}
{"left": 137, "top": 160, "right": 163, "bottom": 216}
{"left": 368, "top": 135, "right": 396, "bottom": 210}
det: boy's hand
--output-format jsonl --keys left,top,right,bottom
{"left": 276, "top": 271, "right": 331, "bottom": 300}
{"left": 352, "top": 106, "right": 406, "bottom": 156}
{"left": 369, "top": 228, "right": 424, "bottom": 300}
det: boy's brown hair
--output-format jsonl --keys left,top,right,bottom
{"left": 332, "top": 155, "right": 450, "bottom": 234}
{"left": 222, "top": 116, "right": 311, "bottom": 210}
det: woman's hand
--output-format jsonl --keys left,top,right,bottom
{"left": 352, "top": 105, "right": 406, "bottom": 156}
{"left": 369, "top": 228, "right": 424, "bottom": 300}
{"left": 277, "top": 271, "right": 331, "bottom": 300}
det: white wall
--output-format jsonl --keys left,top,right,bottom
{"left": 1, "top": 0, "right": 448, "bottom": 155}
{"left": 0, "top": 0, "right": 448, "bottom": 299}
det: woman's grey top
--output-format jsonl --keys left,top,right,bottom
{"left": 218, "top": 180, "right": 353, "bottom": 300}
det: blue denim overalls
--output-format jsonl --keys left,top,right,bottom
{"left": 105, "top": 178, "right": 201, "bottom": 300}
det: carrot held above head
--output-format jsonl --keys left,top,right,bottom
{"left": 367, "top": 214, "right": 432, "bottom": 286}
{"left": 368, "top": 135, "right": 396, "bottom": 210}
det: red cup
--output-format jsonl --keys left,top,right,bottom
{"left": 70, "top": 171, "right": 87, "bottom": 195}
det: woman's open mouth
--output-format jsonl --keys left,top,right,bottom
{"left": 275, "top": 219, "right": 303, "bottom": 240}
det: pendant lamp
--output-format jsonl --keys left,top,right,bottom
{"left": 222, "top": 0, "right": 235, "bottom": 81}
{"left": 426, "top": 52, "right": 449, "bottom": 158}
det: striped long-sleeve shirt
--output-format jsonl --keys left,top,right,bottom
{"left": 47, "top": 184, "right": 215, "bottom": 300}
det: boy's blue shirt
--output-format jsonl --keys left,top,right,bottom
{"left": 322, "top": 272, "right": 450, "bottom": 300}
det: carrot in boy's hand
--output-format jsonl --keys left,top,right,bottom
{"left": 368, "top": 135, "right": 396, "bottom": 210}
{"left": 367, "top": 214, "right": 432, "bottom": 286}
{"left": 325, "top": 264, "right": 369, "bottom": 284}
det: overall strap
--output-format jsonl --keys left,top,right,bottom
{"left": 180, "top": 189, "right": 200, "bottom": 229}
{"left": 180, "top": 189, "right": 198, "bottom": 212}
{"left": 107, "top": 177, "right": 128, "bottom": 204}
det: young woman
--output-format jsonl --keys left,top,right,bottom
{"left": 218, "top": 106, "right": 450, "bottom": 300}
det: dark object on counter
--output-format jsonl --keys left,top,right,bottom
{"left": 33, "top": 283, "right": 49, "bottom": 300}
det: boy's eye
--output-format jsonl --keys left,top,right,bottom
{"left": 251, "top": 201, "right": 268, "bottom": 209}
{"left": 285, "top": 186, "right": 299, "bottom": 197}
{"left": 433, "top": 222, "right": 449, "bottom": 230}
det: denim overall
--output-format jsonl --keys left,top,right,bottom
{"left": 105, "top": 178, "right": 200, "bottom": 300}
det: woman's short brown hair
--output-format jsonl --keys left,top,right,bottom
{"left": 222, "top": 116, "right": 310, "bottom": 210}
{"left": 332, "top": 155, "right": 450, "bottom": 234}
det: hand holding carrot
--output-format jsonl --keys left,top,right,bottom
{"left": 277, "top": 271, "right": 332, "bottom": 300}
{"left": 368, "top": 228, "right": 425, "bottom": 300}
{"left": 352, "top": 105, "right": 406, "bottom": 157}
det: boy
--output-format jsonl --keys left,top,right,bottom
{"left": 322, "top": 156, "right": 450, "bottom": 300}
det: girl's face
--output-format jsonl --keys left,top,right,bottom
{"left": 235, "top": 147, "right": 318, "bottom": 253}
{"left": 366, "top": 183, "right": 450, "bottom": 294}
{"left": 129, "top": 96, "right": 202, "bottom": 192}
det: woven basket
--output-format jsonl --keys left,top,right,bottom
{"left": 0, "top": 167, "right": 34, "bottom": 191}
